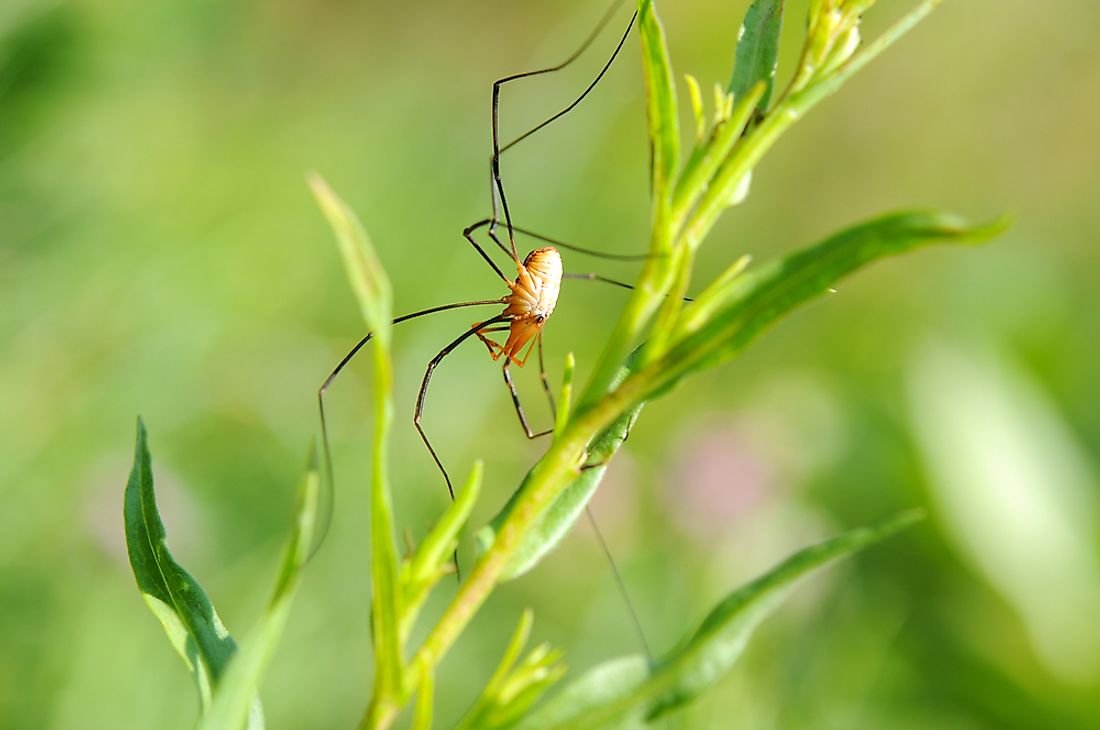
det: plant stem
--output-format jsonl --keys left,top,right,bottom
{"left": 359, "top": 378, "right": 650, "bottom": 728}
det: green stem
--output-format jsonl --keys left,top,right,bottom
{"left": 379, "top": 377, "right": 648, "bottom": 722}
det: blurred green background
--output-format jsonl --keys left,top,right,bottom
{"left": 3, "top": 0, "right": 1099, "bottom": 727}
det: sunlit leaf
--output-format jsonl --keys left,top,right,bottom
{"left": 517, "top": 512, "right": 924, "bottom": 729}
{"left": 652, "top": 210, "right": 1008, "bottom": 392}
{"left": 478, "top": 363, "right": 643, "bottom": 580}
{"left": 199, "top": 450, "right": 321, "bottom": 730}
{"left": 637, "top": 0, "right": 679, "bottom": 207}
{"left": 728, "top": 0, "right": 784, "bottom": 116}
{"left": 123, "top": 418, "right": 255, "bottom": 723}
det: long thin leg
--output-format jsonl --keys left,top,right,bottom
{"left": 414, "top": 314, "right": 511, "bottom": 500}
{"left": 314, "top": 298, "right": 504, "bottom": 558}
{"left": 489, "top": 1, "right": 638, "bottom": 258}
{"left": 585, "top": 505, "right": 654, "bottom": 661}
{"left": 501, "top": 360, "right": 553, "bottom": 440}
{"left": 466, "top": 217, "right": 651, "bottom": 262}
{"left": 463, "top": 221, "right": 511, "bottom": 283}
{"left": 563, "top": 271, "right": 636, "bottom": 293}
{"left": 565, "top": 271, "right": 695, "bottom": 302}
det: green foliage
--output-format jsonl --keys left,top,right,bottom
{"left": 125, "top": 420, "right": 319, "bottom": 730}
{"left": 518, "top": 512, "right": 923, "bottom": 729}
{"left": 310, "top": 173, "right": 404, "bottom": 724}
{"left": 478, "top": 359, "right": 645, "bottom": 580}
{"left": 480, "top": 1, "right": 996, "bottom": 584}
{"left": 728, "top": 0, "right": 784, "bottom": 116}
{"left": 456, "top": 609, "right": 566, "bottom": 730}
{"left": 637, "top": 0, "right": 679, "bottom": 214}
{"left": 651, "top": 210, "right": 1008, "bottom": 391}
{"left": 121, "top": 1, "right": 1002, "bottom": 728}
{"left": 123, "top": 418, "right": 260, "bottom": 728}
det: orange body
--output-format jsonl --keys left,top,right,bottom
{"left": 477, "top": 247, "right": 562, "bottom": 366}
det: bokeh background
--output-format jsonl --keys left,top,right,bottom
{"left": 3, "top": 0, "right": 1099, "bottom": 727}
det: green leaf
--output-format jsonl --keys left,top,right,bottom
{"left": 671, "top": 81, "right": 765, "bottom": 230}
{"left": 517, "top": 511, "right": 925, "bottom": 729}
{"left": 728, "top": 0, "right": 784, "bottom": 116}
{"left": 401, "top": 461, "right": 483, "bottom": 641}
{"left": 457, "top": 610, "right": 566, "bottom": 730}
{"left": 654, "top": 210, "right": 1008, "bottom": 393}
{"left": 123, "top": 418, "right": 245, "bottom": 717}
{"left": 637, "top": 0, "right": 679, "bottom": 207}
{"left": 310, "top": 174, "right": 404, "bottom": 719}
{"left": 478, "top": 364, "right": 643, "bottom": 580}
{"left": 199, "top": 449, "right": 321, "bottom": 730}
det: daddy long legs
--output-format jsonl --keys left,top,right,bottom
{"left": 316, "top": 0, "right": 659, "bottom": 656}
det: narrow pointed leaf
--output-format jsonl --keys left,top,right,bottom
{"left": 402, "top": 461, "right": 484, "bottom": 640}
{"left": 456, "top": 609, "right": 533, "bottom": 730}
{"left": 728, "top": 0, "right": 784, "bottom": 115}
{"left": 199, "top": 450, "right": 321, "bottom": 730}
{"left": 638, "top": 0, "right": 679, "bottom": 205}
{"left": 651, "top": 211, "right": 1008, "bottom": 394}
{"left": 518, "top": 512, "right": 924, "bottom": 729}
{"left": 123, "top": 418, "right": 244, "bottom": 717}
{"left": 478, "top": 364, "right": 643, "bottom": 580}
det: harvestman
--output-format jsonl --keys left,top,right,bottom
{"left": 318, "top": 0, "right": 646, "bottom": 503}
{"left": 316, "top": 0, "right": 663, "bottom": 656}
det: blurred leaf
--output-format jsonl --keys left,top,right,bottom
{"left": 656, "top": 210, "right": 1009, "bottom": 391}
{"left": 728, "top": 0, "right": 784, "bottom": 116}
{"left": 123, "top": 418, "right": 252, "bottom": 722}
{"left": 909, "top": 341, "right": 1100, "bottom": 682}
{"left": 199, "top": 450, "right": 321, "bottom": 730}
{"left": 308, "top": 172, "right": 393, "bottom": 344}
{"left": 412, "top": 661, "right": 434, "bottom": 730}
{"left": 517, "top": 511, "right": 924, "bottom": 729}
{"left": 637, "top": 0, "right": 679, "bottom": 207}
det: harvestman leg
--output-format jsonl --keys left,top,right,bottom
{"left": 485, "top": 1, "right": 638, "bottom": 258}
{"left": 413, "top": 314, "right": 511, "bottom": 500}
{"left": 313, "top": 299, "right": 506, "bottom": 562}
{"left": 473, "top": 324, "right": 555, "bottom": 440}
{"left": 464, "top": 217, "right": 650, "bottom": 262}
